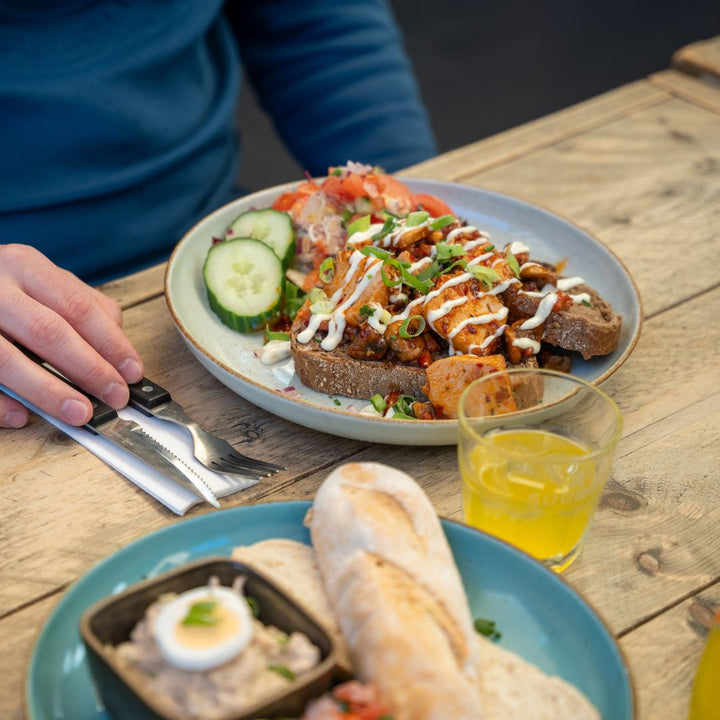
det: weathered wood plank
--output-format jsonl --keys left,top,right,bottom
{"left": 619, "top": 585, "right": 720, "bottom": 720}
{"left": 672, "top": 36, "right": 720, "bottom": 80}
{"left": 649, "top": 69, "right": 720, "bottom": 115}
{"left": 96, "top": 262, "right": 166, "bottom": 309}
{"left": 0, "top": 593, "right": 60, "bottom": 719}
{"left": 454, "top": 97, "right": 720, "bottom": 318}
{"left": 402, "top": 81, "right": 670, "bottom": 181}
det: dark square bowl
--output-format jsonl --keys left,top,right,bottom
{"left": 79, "top": 557, "right": 337, "bottom": 720}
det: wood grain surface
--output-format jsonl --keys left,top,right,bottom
{"left": 672, "top": 36, "right": 720, "bottom": 80}
{"left": 2, "top": 71, "right": 719, "bottom": 720}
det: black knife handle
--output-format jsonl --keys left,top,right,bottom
{"left": 19, "top": 347, "right": 118, "bottom": 427}
{"left": 129, "top": 378, "right": 172, "bottom": 409}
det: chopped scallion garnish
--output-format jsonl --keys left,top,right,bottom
{"left": 399, "top": 315, "right": 426, "bottom": 339}
{"left": 406, "top": 210, "right": 430, "bottom": 226}
{"left": 182, "top": 601, "right": 220, "bottom": 626}
{"left": 467, "top": 264, "right": 501, "bottom": 288}
{"left": 429, "top": 214, "right": 457, "bottom": 230}
{"left": 319, "top": 256, "right": 335, "bottom": 283}
{"left": 347, "top": 214, "right": 371, "bottom": 238}
{"left": 436, "top": 242, "right": 466, "bottom": 261}
{"left": 267, "top": 664, "right": 296, "bottom": 681}
{"left": 370, "top": 393, "right": 387, "bottom": 413}
{"left": 505, "top": 249, "right": 521, "bottom": 278}
{"left": 474, "top": 617, "right": 501, "bottom": 640}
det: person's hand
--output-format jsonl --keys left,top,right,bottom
{"left": 0, "top": 244, "right": 144, "bottom": 428}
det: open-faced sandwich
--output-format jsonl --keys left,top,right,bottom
{"left": 203, "top": 162, "right": 622, "bottom": 420}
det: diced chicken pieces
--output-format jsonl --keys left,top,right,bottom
{"left": 422, "top": 278, "right": 508, "bottom": 356}
{"left": 385, "top": 320, "right": 427, "bottom": 363}
{"left": 423, "top": 354, "right": 512, "bottom": 419}
{"left": 325, "top": 250, "right": 391, "bottom": 327}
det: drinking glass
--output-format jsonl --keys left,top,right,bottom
{"left": 457, "top": 367, "right": 622, "bottom": 572}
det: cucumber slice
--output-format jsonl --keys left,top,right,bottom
{"left": 203, "top": 238, "right": 283, "bottom": 332}
{"left": 226, "top": 209, "right": 295, "bottom": 267}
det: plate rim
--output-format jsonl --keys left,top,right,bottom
{"left": 26, "top": 499, "right": 635, "bottom": 719}
{"left": 164, "top": 178, "right": 642, "bottom": 441}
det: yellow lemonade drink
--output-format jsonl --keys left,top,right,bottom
{"left": 460, "top": 428, "right": 607, "bottom": 570}
{"left": 689, "top": 613, "right": 720, "bottom": 720}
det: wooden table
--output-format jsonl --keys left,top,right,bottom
{"left": 2, "top": 59, "right": 720, "bottom": 720}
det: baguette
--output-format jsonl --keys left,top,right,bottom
{"left": 309, "top": 462, "right": 483, "bottom": 720}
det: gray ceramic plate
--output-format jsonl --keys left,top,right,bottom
{"left": 165, "top": 179, "right": 641, "bottom": 445}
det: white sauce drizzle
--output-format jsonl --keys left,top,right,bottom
{"left": 426, "top": 296, "right": 469, "bottom": 333}
{"left": 520, "top": 292, "right": 558, "bottom": 330}
{"left": 509, "top": 241, "right": 530, "bottom": 255}
{"left": 512, "top": 337, "right": 542, "bottom": 354}
{"left": 556, "top": 276, "right": 585, "bottom": 291}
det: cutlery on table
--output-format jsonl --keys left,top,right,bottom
{"left": 128, "top": 378, "right": 284, "bottom": 478}
{"left": 20, "top": 349, "right": 221, "bottom": 507}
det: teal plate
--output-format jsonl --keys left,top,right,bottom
{"left": 26, "top": 502, "right": 634, "bottom": 719}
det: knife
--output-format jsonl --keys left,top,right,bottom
{"left": 22, "top": 352, "right": 220, "bottom": 508}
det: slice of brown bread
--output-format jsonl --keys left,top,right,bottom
{"left": 503, "top": 283, "right": 622, "bottom": 360}
{"left": 291, "top": 324, "right": 429, "bottom": 400}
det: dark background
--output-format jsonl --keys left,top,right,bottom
{"left": 236, "top": 0, "right": 720, "bottom": 192}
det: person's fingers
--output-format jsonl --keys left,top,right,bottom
{"left": 89, "top": 287, "right": 124, "bottom": 328}
{"left": 0, "top": 392, "right": 30, "bottom": 429}
{"left": 0, "top": 338, "right": 93, "bottom": 425}
{"left": 0, "top": 245, "right": 144, "bottom": 387}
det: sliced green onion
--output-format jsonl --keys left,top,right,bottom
{"left": 380, "top": 260, "right": 403, "bottom": 288}
{"left": 436, "top": 242, "right": 466, "bottom": 261}
{"left": 399, "top": 315, "right": 426, "bottom": 339}
{"left": 429, "top": 214, "right": 457, "bottom": 230}
{"left": 347, "top": 214, "right": 371, "bottom": 238}
{"left": 360, "top": 245, "right": 393, "bottom": 260}
{"left": 416, "top": 260, "right": 440, "bottom": 283}
{"left": 406, "top": 210, "right": 430, "bottom": 226}
{"left": 359, "top": 304, "right": 375, "bottom": 317}
{"left": 309, "top": 288, "right": 335, "bottom": 314}
{"left": 399, "top": 264, "right": 433, "bottom": 294}
{"left": 246, "top": 596, "right": 261, "bottom": 618}
{"left": 330, "top": 167, "right": 342, "bottom": 176}
{"left": 372, "top": 216, "right": 396, "bottom": 241}
{"left": 341, "top": 208, "right": 353, "bottom": 223}
{"left": 467, "top": 264, "right": 501, "bottom": 288}
{"left": 370, "top": 394, "right": 387, "bottom": 413}
{"left": 319, "top": 256, "right": 335, "bottom": 283}
{"left": 265, "top": 330, "right": 290, "bottom": 342}
{"left": 505, "top": 249, "right": 520, "bottom": 278}
{"left": 182, "top": 601, "right": 220, "bottom": 627}
{"left": 267, "top": 664, "right": 296, "bottom": 681}
{"left": 582, "top": 299, "right": 592, "bottom": 307}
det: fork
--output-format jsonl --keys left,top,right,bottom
{"left": 128, "top": 378, "right": 284, "bottom": 478}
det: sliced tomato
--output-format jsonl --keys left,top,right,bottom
{"left": 413, "top": 192, "right": 454, "bottom": 217}
{"left": 378, "top": 174, "right": 415, "bottom": 206}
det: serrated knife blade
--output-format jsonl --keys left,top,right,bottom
{"left": 21, "top": 348, "right": 220, "bottom": 508}
{"left": 83, "top": 405, "right": 220, "bottom": 509}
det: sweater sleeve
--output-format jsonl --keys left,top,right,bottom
{"left": 227, "top": 0, "right": 437, "bottom": 175}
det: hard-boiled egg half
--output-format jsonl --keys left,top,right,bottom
{"left": 152, "top": 586, "right": 254, "bottom": 671}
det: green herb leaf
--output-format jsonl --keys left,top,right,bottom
{"left": 370, "top": 393, "right": 387, "bottom": 413}
{"left": 474, "top": 617, "right": 501, "bottom": 640}
{"left": 267, "top": 664, "right": 296, "bottom": 681}
{"left": 467, "top": 264, "right": 501, "bottom": 288}
{"left": 506, "top": 249, "right": 521, "bottom": 278}
{"left": 399, "top": 315, "right": 426, "bottom": 339}
{"left": 372, "top": 216, "right": 397, "bottom": 241}
{"left": 341, "top": 208, "right": 353, "bottom": 223}
{"left": 330, "top": 167, "right": 342, "bottom": 176}
{"left": 406, "top": 210, "right": 430, "bottom": 226}
{"left": 360, "top": 304, "right": 376, "bottom": 317}
{"left": 347, "top": 214, "right": 371, "bottom": 238}
{"left": 436, "top": 242, "right": 466, "bottom": 262}
{"left": 582, "top": 299, "right": 592, "bottom": 307}
{"left": 329, "top": 395, "right": 341, "bottom": 406}
{"left": 391, "top": 394, "right": 418, "bottom": 420}
{"left": 429, "top": 214, "right": 457, "bottom": 230}
{"left": 246, "top": 596, "right": 261, "bottom": 618}
{"left": 182, "top": 601, "right": 220, "bottom": 626}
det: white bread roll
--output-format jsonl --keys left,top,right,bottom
{"left": 309, "top": 462, "right": 484, "bottom": 720}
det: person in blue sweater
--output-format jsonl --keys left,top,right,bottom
{"left": 0, "top": 0, "right": 437, "bottom": 429}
